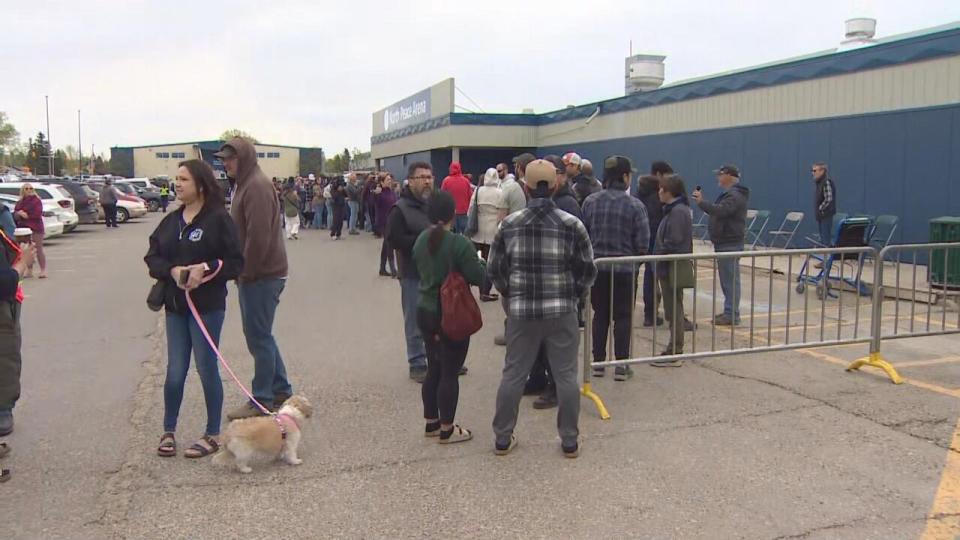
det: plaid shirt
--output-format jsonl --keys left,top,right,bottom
{"left": 488, "top": 197, "right": 597, "bottom": 320}
{"left": 581, "top": 187, "right": 650, "bottom": 270}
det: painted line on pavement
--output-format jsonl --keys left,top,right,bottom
{"left": 920, "top": 415, "right": 960, "bottom": 540}
{"left": 895, "top": 356, "right": 960, "bottom": 369}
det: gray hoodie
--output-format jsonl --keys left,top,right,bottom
{"left": 697, "top": 183, "right": 750, "bottom": 247}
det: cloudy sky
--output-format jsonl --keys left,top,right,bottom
{"left": 4, "top": 0, "right": 959, "bottom": 158}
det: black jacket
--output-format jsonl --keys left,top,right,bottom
{"left": 553, "top": 183, "right": 583, "bottom": 221}
{"left": 697, "top": 184, "right": 750, "bottom": 247}
{"left": 572, "top": 174, "right": 601, "bottom": 206}
{"left": 145, "top": 205, "right": 244, "bottom": 314}
{"left": 385, "top": 186, "right": 431, "bottom": 280}
{"left": 635, "top": 177, "right": 663, "bottom": 238}
{"left": 654, "top": 199, "right": 693, "bottom": 277}
{"left": 815, "top": 177, "right": 837, "bottom": 220}
{"left": 0, "top": 233, "right": 20, "bottom": 302}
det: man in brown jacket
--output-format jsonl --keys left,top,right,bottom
{"left": 215, "top": 138, "right": 294, "bottom": 419}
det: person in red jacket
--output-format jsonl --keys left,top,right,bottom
{"left": 440, "top": 162, "right": 473, "bottom": 234}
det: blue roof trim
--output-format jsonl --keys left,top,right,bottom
{"left": 372, "top": 24, "right": 960, "bottom": 147}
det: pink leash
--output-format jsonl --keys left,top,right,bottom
{"left": 183, "top": 263, "right": 279, "bottom": 426}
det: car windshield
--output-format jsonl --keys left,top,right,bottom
{"left": 116, "top": 184, "right": 135, "bottom": 194}
{"left": 55, "top": 186, "right": 72, "bottom": 199}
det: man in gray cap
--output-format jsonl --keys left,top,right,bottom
{"left": 215, "top": 139, "right": 294, "bottom": 419}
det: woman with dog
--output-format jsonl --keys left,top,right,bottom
{"left": 412, "top": 191, "right": 486, "bottom": 443}
{"left": 145, "top": 159, "right": 244, "bottom": 458}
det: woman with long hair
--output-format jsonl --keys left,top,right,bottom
{"left": 375, "top": 174, "right": 398, "bottom": 276}
{"left": 466, "top": 168, "right": 502, "bottom": 301}
{"left": 14, "top": 184, "right": 45, "bottom": 278}
{"left": 144, "top": 159, "right": 244, "bottom": 458}
{"left": 412, "top": 191, "right": 486, "bottom": 444}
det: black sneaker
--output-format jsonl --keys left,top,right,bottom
{"left": 592, "top": 365, "right": 606, "bottom": 378}
{"left": 562, "top": 438, "right": 581, "bottom": 459}
{"left": 495, "top": 435, "right": 518, "bottom": 456}
{"left": 683, "top": 318, "right": 696, "bottom": 331}
{"left": 614, "top": 365, "right": 634, "bottom": 381}
{"left": 532, "top": 387, "right": 557, "bottom": 410}
{"left": 409, "top": 366, "right": 427, "bottom": 383}
{"left": 379, "top": 270, "right": 391, "bottom": 277}
{"left": 643, "top": 316, "right": 665, "bottom": 327}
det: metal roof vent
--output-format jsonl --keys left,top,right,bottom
{"left": 625, "top": 54, "right": 666, "bottom": 95}
{"left": 840, "top": 18, "right": 877, "bottom": 49}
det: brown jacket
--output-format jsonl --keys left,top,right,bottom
{"left": 225, "top": 138, "right": 288, "bottom": 282}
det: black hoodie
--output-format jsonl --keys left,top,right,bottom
{"left": 145, "top": 204, "right": 244, "bottom": 314}
{"left": 385, "top": 186, "right": 431, "bottom": 280}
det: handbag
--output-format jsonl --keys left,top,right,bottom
{"left": 464, "top": 190, "right": 480, "bottom": 237}
{"left": 147, "top": 279, "right": 167, "bottom": 312}
{"left": 667, "top": 258, "right": 696, "bottom": 290}
{"left": 440, "top": 245, "right": 483, "bottom": 341}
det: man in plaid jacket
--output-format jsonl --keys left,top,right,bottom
{"left": 488, "top": 159, "right": 597, "bottom": 459}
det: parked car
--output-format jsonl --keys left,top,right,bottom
{"left": 116, "top": 183, "right": 162, "bottom": 212}
{"left": 117, "top": 178, "right": 162, "bottom": 191}
{"left": 51, "top": 179, "right": 100, "bottom": 224}
{"left": 0, "top": 182, "right": 80, "bottom": 232}
{"left": 0, "top": 195, "right": 64, "bottom": 238}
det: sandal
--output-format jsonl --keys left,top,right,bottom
{"left": 0, "top": 442, "right": 9, "bottom": 460}
{"left": 157, "top": 432, "right": 176, "bottom": 457}
{"left": 0, "top": 469, "right": 9, "bottom": 483}
{"left": 438, "top": 425, "right": 473, "bottom": 445}
{"left": 184, "top": 435, "right": 219, "bottom": 459}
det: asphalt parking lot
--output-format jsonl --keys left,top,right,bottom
{"left": 2, "top": 214, "right": 960, "bottom": 539}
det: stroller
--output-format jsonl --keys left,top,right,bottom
{"left": 796, "top": 216, "right": 874, "bottom": 300}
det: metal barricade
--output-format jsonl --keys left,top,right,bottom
{"left": 846, "top": 242, "right": 960, "bottom": 380}
{"left": 581, "top": 246, "right": 879, "bottom": 419}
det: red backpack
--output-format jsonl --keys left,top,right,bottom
{"left": 440, "top": 251, "right": 483, "bottom": 341}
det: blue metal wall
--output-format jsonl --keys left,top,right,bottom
{"left": 540, "top": 104, "right": 960, "bottom": 244}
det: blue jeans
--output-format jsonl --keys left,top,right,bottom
{"left": 324, "top": 200, "right": 333, "bottom": 228}
{"left": 164, "top": 310, "right": 224, "bottom": 435}
{"left": 312, "top": 207, "right": 323, "bottom": 228}
{"left": 453, "top": 214, "right": 468, "bottom": 234}
{"left": 238, "top": 279, "right": 293, "bottom": 405}
{"left": 348, "top": 201, "right": 359, "bottom": 232}
{"left": 818, "top": 217, "right": 833, "bottom": 246}
{"left": 400, "top": 277, "right": 427, "bottom": 369}
{"left": 715, "top": 243, "right": 743, "bottom": 319}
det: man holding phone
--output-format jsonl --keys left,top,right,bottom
{"left": 692, "top": 165, "right": 749, "bottom": 326}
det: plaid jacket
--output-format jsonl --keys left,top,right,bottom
{"left": 488, "top": 197, "right": 597, "bottom": 320}
{"left": 581, "top": 187, "right": 650, "bottom": 270}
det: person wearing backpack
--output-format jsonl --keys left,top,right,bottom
{"left": 412, "top": 191, "right": 486, "bottom": 444}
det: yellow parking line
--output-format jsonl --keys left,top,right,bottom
{"left": 800, "top": 348, "right": 960, "bottom": 400}
{"left": 894, "top": 356, "right": 960, "bottom": 369}
{"left": 920, "top": 416, "right": 960, "bottom": 539}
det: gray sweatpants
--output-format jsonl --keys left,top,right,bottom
{"left": 493, "top": 311, "right": 580, "bottom": 447}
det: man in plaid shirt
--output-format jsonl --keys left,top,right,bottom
{"left": 581, "top": 156, "right": 650, "bottom": 382}
{"left": 489, "top": 159, "right": 597, "bottom": 459}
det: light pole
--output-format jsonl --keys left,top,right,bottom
{"left": 45, "top": 95, "right": 53, "bottom": 176}
{"left": 77, "top": 109, "right": 82, "bottom": 178}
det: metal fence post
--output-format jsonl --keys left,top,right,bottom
{"left": 846, "top": 246, "right": 903, "bottom": 384}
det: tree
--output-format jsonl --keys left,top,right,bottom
{"left": 219, "top": 129, "right": 259, "bottom": 143}
{"left": 299, "top": 148, "right": 324, "bottom": 176}
{"left": 26, "top": 132, "right": 52, "bottom": 175}
{"left": 341, "top": 148, "right": 351, "bottom": 172}
{"left": 93, "top": 155, "right": 108, "bottom": 175}
{"left": 0, "top": 112, "right": 19, "bottom": 166}
{"left": 325, "top": 154, "right": 344, "bottom": 174}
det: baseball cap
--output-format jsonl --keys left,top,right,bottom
{"left": 714, "top": 164, "right": 740, "bottom": 178}
{"left": 213, "top": 144, "right": 237, "bottom": 159}
{"left": 542, "top": 155, "right": 565, "bottom": 173}
{"left": 561, "top": 152, "right": 582, "bottom": 166}
{"left": 512, "top": 152, "right": 536, "bottom": 168}
{"left": 524, "top": 159, "right": 559, "bottom": 190}
{"left": 602, "top": 155, "right": 636, "bottom": 182}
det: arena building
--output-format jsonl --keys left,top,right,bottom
{"left": 110, "top": 140, "right": 323, "bottom": 180}
{"left": 371, "top": 20, "right": 960, "bottom": 243}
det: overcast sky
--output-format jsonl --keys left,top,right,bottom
{"left": 4, "top": 0, "right": 959, "bottom": 159}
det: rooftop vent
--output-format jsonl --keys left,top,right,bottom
{"left": 625, "top": 54, "right": 666, "bottom": 95}
{"left": 839, "top": 18, "right": 877, "bottom": 49}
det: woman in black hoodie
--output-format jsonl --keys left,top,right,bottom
{"left": 145, "top": 159, "right": 243, "bottom": 459}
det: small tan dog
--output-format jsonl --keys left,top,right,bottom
{"left": 212, "top": 395, "right": 313, "bottom": 473}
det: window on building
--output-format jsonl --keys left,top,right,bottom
{"left": 156, "top": 152, "right": 170, "bottom": 159}
{"left": 171, "top": 152, "right": 185, "bottom": 159}
{"left": 267, "top": 152, "right": 280, "bottom": 158}
{"left": 257, "top": 152, "right": 265, "bottom": 158}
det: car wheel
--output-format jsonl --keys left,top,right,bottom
{"left": 117, "top": 208, "right": 129, "bottom": 223}
{"left": 148, "top": 200, "right": 160, "bottom": 212}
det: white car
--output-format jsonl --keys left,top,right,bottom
{"left": 0, "top": 195, "right": 63, "bottom": 238}
{"left": 0, "top": 182, "right": 79, "bottom": 233}
{"left": 116, "top": 199, "right": 148, "bottom": 223}
{"left": 117, "top": 178, "right": 161, "bottom": 191}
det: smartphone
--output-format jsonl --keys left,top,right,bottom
{"left": 695, "top": 185, "right": 702, "bottom": 191}
{"left": 179, "top": 269, "right": 189, "bottom": 286}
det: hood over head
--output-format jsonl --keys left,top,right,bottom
{"left": 221, "top": 138, "right": 260, "bottom": 185}
{"left": 448, "top": 162, "right": 463, "bottom": 177}
{"left": 483, "top": 168, "right": 499, "bottom": 187}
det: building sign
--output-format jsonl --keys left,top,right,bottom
{"left": 382, "top": 89, "right": 431, "bottom": 133}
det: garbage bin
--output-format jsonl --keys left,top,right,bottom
{"left": 929, "top": 217, "right": 960, "bottom": 288}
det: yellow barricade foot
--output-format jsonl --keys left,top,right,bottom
{"left": 847, "top": 352, "right": 904, "bottom": 385}
{"left": 581, "top": 382, "right": 611, "bottom": 420}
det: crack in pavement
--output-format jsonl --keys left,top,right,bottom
{"left": 87, "top": 314, "right": 166, "bottom": 537}
{"left": 771, "top": 511, "right": 960, "bottom": 539}
{"left": 693, "top": 361, "right": 960, "bottom": 454}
